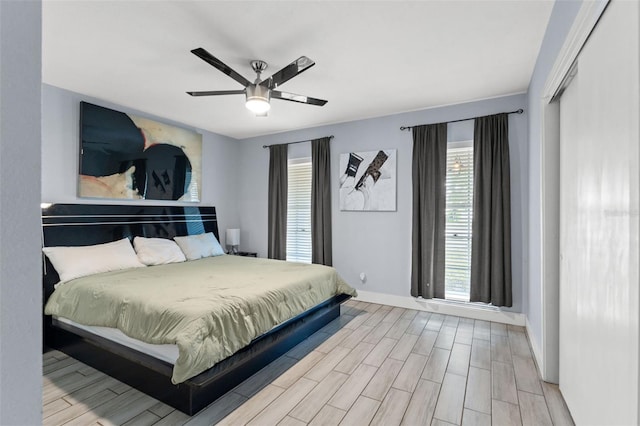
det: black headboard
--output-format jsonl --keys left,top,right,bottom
{"left": 42, "top": 203, "right": 219, "bottom": 301}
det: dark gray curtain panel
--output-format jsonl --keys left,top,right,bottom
{"left": 268, "top": 144, "right": 288, "bottom": 260}
{"left": 411, "top": 123, "right": 447, "bottom": 299}
{"left": 470, "top": 113, "right": 512, "bottom": 307}
{"left": 311, "top": 137, "right": 332, "bottom": 266}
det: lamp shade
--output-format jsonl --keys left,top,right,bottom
{"left": 246, "top": 98, "right": 271, "bottom": 114}
{"left": 226, "top": 228, "right": 240, "bottom": 246}
{"left": 245, "top": 84, "right": 271, "bottom": 114}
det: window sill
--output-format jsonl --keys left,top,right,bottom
{"left": 416, "top": 296, "right": 501, "bottom": 312}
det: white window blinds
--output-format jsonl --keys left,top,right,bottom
{"left": 445, "top": 142, "right": 474, "bottom": 301}
{"left": 286, "top": 159, "right": 312, "bottom": 263}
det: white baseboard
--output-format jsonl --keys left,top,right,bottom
{"left": 525, "top": 316, "right": 544, "bottom": 378}
{"left": 354, "top": 290, "right": 526, "bottom": 326}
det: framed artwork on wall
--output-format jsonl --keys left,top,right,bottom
{"left": 78, "top": 102, "right": 202, "bottom": 202}
{"left": 339, "top": 149, "right": 397, "bottom": 211}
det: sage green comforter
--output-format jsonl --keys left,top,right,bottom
{"left": 44, "top": 255, "right": 356, "bottom": 384}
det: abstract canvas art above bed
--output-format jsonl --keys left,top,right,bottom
{"left": 79, "top": 102, "right": 202, "bottom": 201}
{"left": 339, "top": 149, "right": 397, "bottom": 211}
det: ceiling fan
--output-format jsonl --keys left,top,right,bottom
{"left": 187, "top": 48, "right": 328, "bottom": 116}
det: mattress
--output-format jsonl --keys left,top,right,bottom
{"left": 55, "top": 316, "right": 179, "bottom": 364}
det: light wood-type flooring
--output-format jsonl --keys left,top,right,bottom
{"left": 43, "top": 301, "right": 574, "bottom": 425}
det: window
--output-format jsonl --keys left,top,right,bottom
{"left": 445, "top": 141, "right": 474, "bottom": 301}
{"left": 286, "top": 158, "right": 312, "bottom": 263}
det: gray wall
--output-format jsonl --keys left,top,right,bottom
{"left": 0, "top": 1, "right": 43, "bottom": 423}
{"left": 526, "top": 0, "right": 582, "bottom": 359}
{"left": 238, "top": 94, "right": 528, "bottom": 312}
{"left": 41, "top": 84, "right": 242, "bottom": 245}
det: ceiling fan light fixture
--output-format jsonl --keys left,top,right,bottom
{"left": 245, "top": 84, "right": 271, "bottom": 114}
{"left": 246, "top": 98, "right": 271, "bottom": 114}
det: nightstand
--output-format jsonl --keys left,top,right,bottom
{"left": 234, "top": 251, "right": 257, "bottom": 257}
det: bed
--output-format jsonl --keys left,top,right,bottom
{"left": 42, "top": 203, "right": 354, "bottom": 415}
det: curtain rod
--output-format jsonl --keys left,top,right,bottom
{"left": 399, "top": 108, "right": 524, "bottom": 131}
{"left": 262, "top": 135, "right": 334, "bottom": 149}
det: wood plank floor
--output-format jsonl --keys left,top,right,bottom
{"left": 43, "top": 301, "right": 575, "bottom": 425}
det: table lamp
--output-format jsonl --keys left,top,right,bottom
{"left": 226, "top": 229, "right": 240, "bottom": 254}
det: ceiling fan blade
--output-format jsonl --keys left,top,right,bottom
{"left": 187, "top": 90, "right": 246, "bottom": 97}
{"left": 191, "top": 48, "right": 251, "bottom": 87}
{"left": 261, "top": 56, "right": 315, "bottom": 89}
{"left": 272, "top": 90, "right": 327, "bottom": 106}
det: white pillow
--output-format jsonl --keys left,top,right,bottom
{"left": 173, "top": 232, "right": 225, "bottom": 261}
{"left": 43, "top": 237, "right": 146, "bottom": 284}
{"left": 133, "top": 236, "right": 186, "bottom": 266}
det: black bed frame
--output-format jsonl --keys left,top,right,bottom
{"left": 42, "top": 204, "right": 349, "bottom": 415}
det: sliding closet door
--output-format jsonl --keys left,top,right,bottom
{"left": 559, "top": 1, "right": 639, "bottom": 425}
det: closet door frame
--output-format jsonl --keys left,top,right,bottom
{"left": 537, "top": 0, "right": 609, "bottom": 383}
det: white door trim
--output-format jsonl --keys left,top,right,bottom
{"left": 536, "top": 0, "right": 609, "bottom": 383}
{"left": 543, "top": 0, "right": 609, "bottom": 101}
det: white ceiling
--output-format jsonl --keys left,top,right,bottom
{"left": 43, "top": 1, "right": 553, "bottom": 140}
